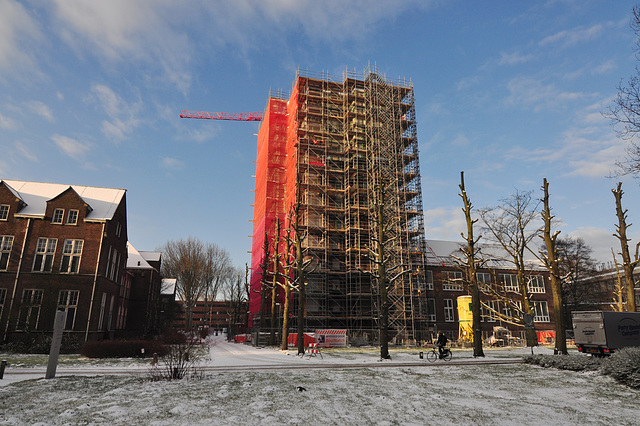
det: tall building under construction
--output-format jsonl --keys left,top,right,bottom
{"left": 250, "top": 67, "right": 429, "bottom": 344}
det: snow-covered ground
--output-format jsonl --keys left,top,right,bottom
{"left": 0, "top": 335, "right": 638, "bottom": 425}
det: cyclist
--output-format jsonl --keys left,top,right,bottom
{"left": 436, "top": 331, "right": 448, "bottom": 359}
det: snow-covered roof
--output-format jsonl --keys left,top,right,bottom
{"left": 139, "top": 251, "right": 161, "bottom": 263}
{"left": 161, "top": 278, "right": 176, "bottom": 295}
{"left": 1, "top": 179, "right": 125, "bottom": 221}
{"left": 425, "top": 239, "right": 544, "bottom": 270}
{"left": 126, "top": 242, "right": 153, "bottom": 269}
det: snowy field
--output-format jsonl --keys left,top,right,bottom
{"left": 0, "top": 335, "right": 638, "bottom": 425}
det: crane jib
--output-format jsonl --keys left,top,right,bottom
{"left": 179, "top": 111, "right": 264, "bottom": 121}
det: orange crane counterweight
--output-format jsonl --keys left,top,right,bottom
{"left": 179, "top": 110, "right": 263, "bottom": 121}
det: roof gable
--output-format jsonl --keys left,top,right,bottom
{"left": 1, "top": 179, "right": 125, "bottom": 221}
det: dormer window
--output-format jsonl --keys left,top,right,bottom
{"left": 66, "top": 210, "right": 79, "bottom": 225}
{"left": 52, "top": 208, "right": 64, "bottom": 224}
{"left": 0, "top": 205, "right": 8, "bottom": 221}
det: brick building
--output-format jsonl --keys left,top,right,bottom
{"left": 124, "top": 244, "right": 163, "bottom": 337}
{"left": 425, "top": 240, "right": 556, "bottom": 344}
{"left": 0, "top": 179, "right": 160, "bottom": 344}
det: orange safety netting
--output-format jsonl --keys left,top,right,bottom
{"left": 249, "top": 98, "right": 289, "bottom": 325}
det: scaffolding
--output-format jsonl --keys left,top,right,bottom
{"left": 250, "top": 67, "right": 429, "bottom": 344}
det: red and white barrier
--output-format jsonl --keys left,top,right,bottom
{"left": 306, "top": 343, "right": 323, "bottom": 359}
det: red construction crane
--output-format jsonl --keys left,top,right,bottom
{"left": 179, "top": 110, "right": 263, "bottom": 121}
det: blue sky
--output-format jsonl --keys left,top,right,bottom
{"left": 1, "top": 0, "right": 640, "bottom": 267}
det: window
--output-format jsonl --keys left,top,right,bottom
{"left": 0, "top": 288, "right": 6, "bottom": 320}
{"left": 52, "top": 208, "right": 64, "bottom": 224}
{"left": 0, "top": 236, "right": 13, "bottom": 270}
{"left": 33, "top": 238, "right": 57, "bottom": 272}
{"left": 503, "top": 300, "right": 522, "bottom": 318}
{"left": 476, "top": 272, "right": 491, "bottom": 285}
{"left": 484, "top": 300, "right": 498, "bottom": 322}
{"left": 498, "top": 274, "right": 519, "bottom": 292}
{"left": 444, "top": 299, "right": 455, "bottom": 322}
{"left": 0, "top": 205, "right": 9, "bottom": 221}
{"left": 443, "top": 271, "right": 463, "bottom": 291}
{"left": 115, "top": 221, "right": 122, "bottom": 238}
{"left": 98, "top": 292, "right": 107, "bottom": 330}
{"left": 527, "top": 275, "right": 546, "bottom": 293}
{"left": 60, "top": 239, "right": 83, "bottom": 273}
{"left": 532, "top": 301, "right": 550, "bottom": 322}
{"left": 58, "top": 290, "right": 79, "bottom": 330}
{"left": 426, "top": 270, "right": 434, "bottom": 290}
{"left": 17, "top": 289, "right": 43, "bottom": 330}
{"left": 66, "top": 210, "right": 79, "bottom": 225}
{"left": 427, "top": 298, "right": 436, "bottom": 322}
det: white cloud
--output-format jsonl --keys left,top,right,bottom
{"left": 90, "top": 84, "right": 142, "bottom": 142}
{"left": 52, "top": 134, "right": 91, "bottom": 160}
{"left": 15, "top": 142, "right": 38, "bottom": 162}
{"left": 505, "top": 77, "right": 590, "bottom": 111}
{"left": 161, "top": 157, "right": 185, "bottom": 171}
{"left": 0, "top": 0, "right": 41, "bottom": 72}
{"left": 50, "top": 0, "right": 432, "bottom": 93}
{"left": 0, "top": 112, "right": 18, "bottom": 130}
{"left": 24, "top": 101, "right": 53, "bottom": 122}
{"left": 424, "top": 206, "right": 466, "bottom": 241}
{"left": 539, "top": 23, "right": 604, "bottom": 48}
{"left": 498, "top": 51, "right": 535, "bottom": 66}
{"left": 568, "top": 226, "right": 620, "bottom": 263}
{"left": 593, "top": 60, "right": 616, "bottom": 75}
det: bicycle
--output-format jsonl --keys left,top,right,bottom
{"left": 426, "top": 346, "right": 452, "bottom": 362}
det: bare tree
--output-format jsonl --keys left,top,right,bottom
{"left": 222, "top": 266, "right": 247, "bottom": 334}
{"left": 278, "top": 214, "right": 296, "bottom": 351}
{"left": 612, "top": 182, "right": 639, "bottom": 312}
{"left": 453, "top": 172, "right": 484, "bottom": 357}
{"left": 539, "top": 178, "right": 567, "bottom": 355}
{"left": 161, "top": 238, "right": 230, "bottom": 331}
{"left": 269, "top": 219, "right": 282, "bottom": 346}
{"left": 367, "top": 183, "right": 411, "bottom": 360}
{"left": 546, "top": 237, "right": 599, "bottom": 320}
{"left": 254, "top": 231, "right": 271, "bottom": 330}
{"left": 480, "top": 190, "right": 541, "bottom": 347}
{"left": 290, "top": 187, "right": 314, "bottom": 355}
{"left": 608, "top": 6, "right": 640, "bottom": 176}
{"left": 203, "top": 243, "right": 232, "bottom": 328}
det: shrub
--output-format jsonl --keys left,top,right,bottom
{"left": 523, "top": 354, "right": 602, "bottom": 371}
{"left": 148, "top": 340, "right": 206, "bottom": 381}
{"left": 524, "top": 347, "right": 640, "bottom": 389}
{"left": 162, "top": 329, "right": 187, "bottom": 345}
{"left": 601, "top": 347, "right": 640, "bottom": 389}
{"left": 79, "top": 339, "right": 168, "bottom": 358}
{"left": 0, "top": 332, "right": 81, "bottom": 354}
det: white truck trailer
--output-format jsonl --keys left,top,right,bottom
{"left": 572, "top": 311, "right": 640, "bottom": 356}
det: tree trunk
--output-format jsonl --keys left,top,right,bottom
{"left": 613, "top": 182, "right": 638, "bottom": 312}
{"left": 541, "top": 178, "right": 567, "bottom": 355}
{"left": 459, "top": 172, "right": 485, "bottom": 358}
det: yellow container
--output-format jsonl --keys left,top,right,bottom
{"left": 457, "top": 295, "right": 473, "bottom": 342}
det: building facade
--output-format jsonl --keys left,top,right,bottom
{"left": 250, "top": 67, "right": 429, "bottom": 344}
{"left": 425, "top": 240, "right": 557, "bottom": 344}
{"left": 0, "top": 179, "right": 160, "bottom": 344}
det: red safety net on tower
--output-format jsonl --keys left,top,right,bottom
{"left": 248, "top": 98, "right": 289, "bottom": 326}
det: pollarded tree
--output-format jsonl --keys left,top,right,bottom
{"left": 538, "top": 178, "right": 567, "bottom": 355}
{"left": 269, "top": 219, "right": 282, "bottom": 346}
{"left": 367, "top": 182, "right": 411, "bottom": 360}
{"left": 452, "top": 172, "right": 485, "bottom": 357}
{"left": 612, "top": 182, "right": 639, "bottom": 312}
